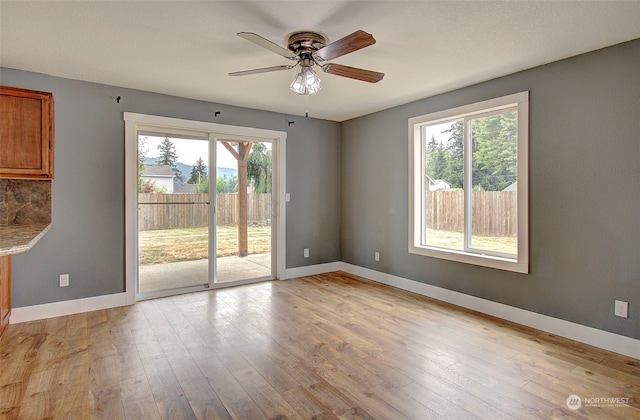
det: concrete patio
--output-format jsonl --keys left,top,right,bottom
{"left": 138, "top": 253, "right": 271, "bottom": 293}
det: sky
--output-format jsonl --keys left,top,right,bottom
{"left": 423, "top": 120, "right": 455, "bottom": 146}
{"left": 140, "top": 135, "right": 271, "bottom": 169}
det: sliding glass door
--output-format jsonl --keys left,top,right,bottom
{"left": 125, "top": 112, "right": 286, "bottom": 302}
{"left": 137, "top": 133, "right": 211, "bottom": 297}
{"left": 129, "top": 119, "right": 281, "bottom": 300}
{"left": 214, "top": 140, "right": 273, "bottom": 283}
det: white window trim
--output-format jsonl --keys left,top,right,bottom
{"left": 408, "top": 92, "right": 529, "bottom": 273}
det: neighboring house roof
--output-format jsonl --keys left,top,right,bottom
{"left": 426, "top": 175, "right": 451, "bottom": 191}
{"left": 503, "top": 181, "right": 517, "bottom": 192}
{"left": 143, "top": 164, "right": 175, "bottom": 177}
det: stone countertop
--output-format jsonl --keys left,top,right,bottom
{"left": 0, "top": 223, "right": 51, "bottom": 256}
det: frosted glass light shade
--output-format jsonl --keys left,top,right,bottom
{"left": 289, "top": 66, "right": 322, "bottom": 95}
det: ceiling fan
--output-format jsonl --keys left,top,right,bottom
{"left": 229, "top": 30, "right": 384, "bottom": 95}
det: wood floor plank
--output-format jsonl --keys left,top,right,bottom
{"left": 399, "top": 380, "right": 478, "bottom": 419}
{"left": 521, "top": 379, "right": 605, "bottom": 419}
{"left": 141, "top": 355, "right": 187, "bottom": 403}
{"left": 87, "top": 336, "right": 127, "bottom": 418}
{"left": 196, "top": 355, "right": 267, "bottom": 419}
{"left": 167, "top": 356, "right": 230, "bottom": 419}
{"left": 227, "top": 333, "right": 302, "bottom": 394}
{"left": 0, "top": 381, "right": 23, "bottom": 416}
{"left": 281, "top": 385, "right": 337, "bottom": 419}
{"left": 2, "top": 272, "right": 639, "bottom": 419}
{"left": 17, "top": 389, "right": 53, "bottom": 419}
{"left": 51, "top": 390, "right": 91, "bottom": 419}
{"left": 232, "top": 365, "right": 304, "bottom": 419}
{"left": 155, "top": 395, "right": 197, "bottom": 420}
{"left": 168, "top": 357, "right": 213, "bottom": 394}
{"left": 187, "top": 400, "right": 232, "bottom": 420}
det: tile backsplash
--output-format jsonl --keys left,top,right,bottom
{"left": 0, "top": 179, "right": 51, "bottom": 226}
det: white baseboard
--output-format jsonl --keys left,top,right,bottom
{"left": 9, "top": 262, "right": 341, "bottom": 323}
{"left": 10, "top": 292, "right": 129, "bottom": 324}
{"left": 284, "top": 262, "right": 343, "bottom": 280}
{"left": 9, "top": 263, "right": 639, "bottom": 360}
{"left": 339, "top": 263, "right": 640, "bottom": 360}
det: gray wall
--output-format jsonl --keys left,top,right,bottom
{"left": 3, "top": 69, "right": 341, "bottom": 307}
{"left": 341, "top": 39, "right": 640, "bottom": 339}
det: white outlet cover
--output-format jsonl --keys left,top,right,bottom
{"left": 614, "top": 300, "right": 628, "bottom": 318}
{"left": 59, "top": 274, "right": 70, "bottom": 287}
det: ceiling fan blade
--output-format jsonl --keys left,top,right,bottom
{"left": 229, "top": 65, "right": 294, "bottom": 76}
{"left": 237, "top": 32, "right": 297, "bottom": 60}
{"left": 314, "top": 30, "right": 376, "bottom": 62}
{"left": 321, "top": 63, "right": 384, "bottom": 83}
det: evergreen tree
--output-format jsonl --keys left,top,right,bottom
{"left": 471, "top": 112, "right": 517, "bottom": 191}
{"left": 156, "top": 137, "right": 183, "bottom": 182}
{"left": 188, "top": 157, "right": 208, "bottom": 185}
{"left": 425, "top": 135, "right": 448, "bottom": 182}
{"left": 424, "top": 114, "right": 517, "bottom": 191}
{"left": 442, "top": 120, "right": 464, "bottom": 189}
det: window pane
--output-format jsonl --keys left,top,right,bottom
{"left": 470, "top": 111, "right": 518, "bottom": 255}
{"left": 423, "top": 119, "right": 464, "bottom": 250}
{"left": 409, "top": 92, "right": 528, "bottom": 272}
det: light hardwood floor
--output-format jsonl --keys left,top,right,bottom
{"left": 1, "top": 272, "right": 638, "bottom": 419}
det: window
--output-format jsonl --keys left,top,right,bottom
{"left": 409, "top": 92, "right": 529, "bottom": 273}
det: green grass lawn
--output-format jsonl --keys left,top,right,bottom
{"left": 139, "top": 226, "right": 515, "bottom": 265}
{"left": 425, "top": 229, "right": 517, "bottom": 254}
{"left": 139, "top": 225, "right": 271, "bottom": 265}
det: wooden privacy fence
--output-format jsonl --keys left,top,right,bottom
{"left": 138, "top": 193, "right": 271, "bottom": 230}
{"left": 426, "top": 190, "right": 517, "bottom": 237}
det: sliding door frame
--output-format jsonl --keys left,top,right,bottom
{"left": 124, "top": 112, "right": 287, "bottom": 304}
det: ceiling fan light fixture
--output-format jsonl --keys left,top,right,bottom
{"left": 289, "top": 66, "right": 322, "bottom": 95}
{"left": 232, "top": 30, "right": 383, "bottom": 97}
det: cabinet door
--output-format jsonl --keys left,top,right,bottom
{"left": 0, "top": 255, "right": 10, "bottom": 336}
{"left": 0, "top": 86, "right": 54, "bottom": 179}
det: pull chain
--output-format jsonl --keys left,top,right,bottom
{"left": 305, "top": 93, "right": 309, "bottom": 118}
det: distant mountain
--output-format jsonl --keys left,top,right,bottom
{"left": 143, "top": 158, "right": 236, "bottom": 184}
{"left": 176, "top": 162, "right": 194, "bottom": 183}
{"left": 216, "top": 167, "right": 237, "bottom": 178}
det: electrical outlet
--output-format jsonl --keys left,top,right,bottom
{"left": 375, "top": 251, "right": 380, "bottom": 262}
{"left": 614, "top": 300, "right": 628, "bottom": 318}
{"left": 59, "top": 274, "right": 70, "bottom": 287}
{"left": 303, "top": 248, "right": 309, "bottom": 258}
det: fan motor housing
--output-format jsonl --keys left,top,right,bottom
{"left": 287, "top": 31, "right": 327, "bottom": 55}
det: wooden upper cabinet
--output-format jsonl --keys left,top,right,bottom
{"left": 0, "top": 86, "right": 54, "bottom": 179}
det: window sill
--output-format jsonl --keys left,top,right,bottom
{"left": 409, "top": 244, "right": 528, "bottom": 274}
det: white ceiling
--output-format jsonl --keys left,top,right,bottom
{"left": 1, "top": 1, "right": 639, "bottom": 122}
